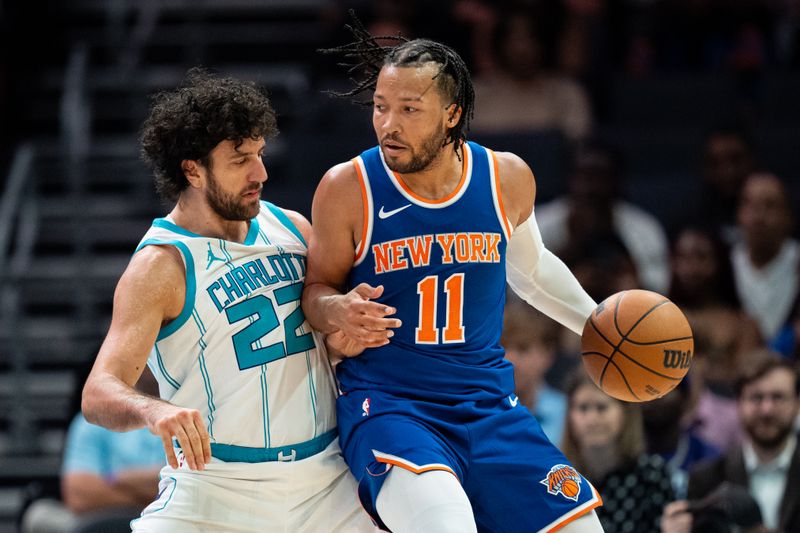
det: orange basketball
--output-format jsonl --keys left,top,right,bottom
{"left": 581, "top": 290, "right": 693, "bottom": 402}
{"left": 561, "top": 478, "right": 580, "bottom": 499}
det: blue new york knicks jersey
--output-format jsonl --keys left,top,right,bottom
{"left": 339, "top": 141, "right": 515, "bottom": 402}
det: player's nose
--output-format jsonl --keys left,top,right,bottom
{"left": 253, "top": 159, "right": 268, "bottom": 183}
{"left": 381, "top": 111, "right": 401, "bottom": 134}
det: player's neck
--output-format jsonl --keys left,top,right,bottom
{"left": 396, "top": 145, "right": 464, "bottom": 201}
{"left": 170, "top": 195, "right": 251, "bottom": 243}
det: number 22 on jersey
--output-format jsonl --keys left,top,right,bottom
{"left": 415, "top": 273, "right": 465, "bottom": 344}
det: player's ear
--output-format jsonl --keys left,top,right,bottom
{"left": 182, "top": 159, "right": 203, "bottom": 188}
{"left": 445, "top": 104, "right": 461, "bottom": 127}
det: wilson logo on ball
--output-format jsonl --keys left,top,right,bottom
{"left": 662, "top": 349, "right": 692, "bottom": 369}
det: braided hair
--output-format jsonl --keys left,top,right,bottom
{"left": 320, "top": 12, "right": 474, "bottom": 152}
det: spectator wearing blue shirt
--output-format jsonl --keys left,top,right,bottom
{"left": 502, "top": 296, "right": 568, "bottom": 445}
{"left": 22, "top": 369, "right": 165, "bottom": 533}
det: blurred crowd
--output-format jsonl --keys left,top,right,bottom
{"left": 332, "top": 0, "right": 800, "bottom": 125}
{"left": 500, "top": 126, "right": 799, "bottom": 531}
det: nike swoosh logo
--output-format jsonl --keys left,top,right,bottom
{"left": 378, "top": 204, "right": 412, "bottom": 219}
{"left": 509, "top": 395, "right": 519, "bottom": 408}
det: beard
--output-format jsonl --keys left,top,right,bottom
{"left": 383, "top": 123, "right": 448, "bottom": 174}
{"left": 206, "top": 169, "right": 260, "bottom": 221}
{"left": 744, "top": 416, "right": 795, "bottom": 450}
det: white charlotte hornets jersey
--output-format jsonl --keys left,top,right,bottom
{"left": 137, "top": 201, "right": 337, "bottom": 454}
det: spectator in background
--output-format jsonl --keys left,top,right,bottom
{"left": 687, "top": 307, "right": 757, "bottom": 453}
{"left": 641, "top": 379, "right": 719, "bottom": 499}
{"left": 689, "top": 124, "right": 757, "bottom": 243}
{"left": 21, "top": 368, "right": 164, "bottom": 533}
{"left": 661, "top": 354, "right": 800, "bottom": 533}
{"left": 537, "top": 139, "right": 670, "bottom": 293}
{"left": 732, "top": 172, "right": 799, "bottom": 356}
{"left": 668, "top": 225, "right": 742, "bottom": 311}
{"left": 562, "top": 370, "right": 674, "bottom": 533}
{"left": 471, "top": 8, "right": 593, "bottom": 142}
{"left": 501, "top": 296, "right": 567, "bottom": 444}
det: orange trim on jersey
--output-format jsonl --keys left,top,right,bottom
{"left": 375, "top": 456, "right": 458, "bottom": 478}
{"left": 546, "top": 484, "right": 603, "bottom": 533}
{"left": 490, "top": 150, "right": 513, "bottom": 239}
{"left": 392, "top": 145, "right": 470, "bottom": 204}
{"left": 352, "top": 158, "right": 370, "bottom": 262}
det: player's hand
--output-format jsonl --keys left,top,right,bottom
{"left": 660, "top": 500, "right": 692, "bottom": 533}
{"left": 329, "top": 283, "right": 401, "bottom": 347}
{"left": 325, "top": 330, "right": 366, "bottom": 362}
{"left": 145, "top": 402, "right": 212, "bottom": 471}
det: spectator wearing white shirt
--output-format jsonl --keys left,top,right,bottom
{"left": 731, "top": 172, "right": 799, "bottom": 354}
{"left": 537, "top": 139, "right": 670, "bottom": 293}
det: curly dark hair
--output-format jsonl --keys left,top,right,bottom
{"left": 320, "top": 11, "right": 474, "bottom": 154}
{"left": 140, "top": 67, "right": 278, "bottom": 202}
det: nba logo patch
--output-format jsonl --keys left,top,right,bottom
{"left": 541, "top": 464, "right": 582, "bottom": 502}
{"left": 362, "top": 397, "right": 371, "bottom": 417}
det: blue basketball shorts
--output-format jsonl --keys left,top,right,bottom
{"left": 336, "top": 390, "right": 602, "bottom": 532}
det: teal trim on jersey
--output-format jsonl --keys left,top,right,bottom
{"left": 264, "top": 201, "right": 306, "bottom": 246}
{"left": 220, "top": 240, "right": 234, "bottom": 264}
{"left": 209, "top": 429, "right": 337, "bottom": 463}
{"left": 154, "top": 344, "right": 181, "bottom": 390}
{"left": 258, "top": 228, "right": 271, "bottom": 245}
{"left": 244, "top": 216, "right": 260, "bottom": 245}
{"left": 135, "top": 238, "right": 196, "bottom": 342}
{"left": 152, "top": 217, "right": 260, "bottom": 245}
{"left": 152, "top": 218, "right": 203, "bottom": 238}
{"left": 193, "top": 310, "right": 216, "bottom": 438}
{"left": 260, "top": 365, "right": 270, "bottom": 447}
{"left": 304, "top": 352, "right": 318, "bottom": 435}
{"left": 139, "top": 476, "right": 177, "bottom": 517}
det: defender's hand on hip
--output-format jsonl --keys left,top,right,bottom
{"left": 147, "top": 403, "right": 212, "bottom": 471}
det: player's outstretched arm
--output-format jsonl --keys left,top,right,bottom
{"left": 495, "top": 152, "right": 597, "bottom": 335}
{"left": 302, "top": 162, "right": 401, "bottom": 348}
{"left": 81, "top": 245, "right": 211, "bottom": 471}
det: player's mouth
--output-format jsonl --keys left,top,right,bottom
{"left": 382, "top": 141, "right": 407, "bottom": 157}
{"left": 243, "top": 187, "right": 262, "bottom": 199}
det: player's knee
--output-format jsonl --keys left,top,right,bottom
{"left": 375, "top": 468, "right": 477, "bottom": 533}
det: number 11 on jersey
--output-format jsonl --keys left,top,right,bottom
{"left": 415, "top": 273, "right": 465, "bottom": 344}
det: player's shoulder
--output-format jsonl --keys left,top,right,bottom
{"left": 280, "top": 207, "right": 312, "bottom": 243}
{"left": 322, "top": 160, "right": 360, "bottom": 187}
{"left": 490, "top": 150, "right": 534, "bottom": 181}
{"left": 125, "top": 242, "right": 185, "bottom": 288}
{"left": 314, "top": 160, "right": 362, "bottom": 206}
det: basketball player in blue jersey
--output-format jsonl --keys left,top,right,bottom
{"left": 81, "top": 69, "right": 376, "bottom": 532}
{"left": 302, "top": 19, "right": 606, "bottom": 533}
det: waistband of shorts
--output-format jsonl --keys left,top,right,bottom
{"left": 205, "top": 429, "right": 338, "bottom": 463}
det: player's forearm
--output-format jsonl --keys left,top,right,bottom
{"left": 302, "top": 282, "right": 345, "bottom": 333}
{"left": 506, "top": 217, "right": 596, "bottom": 335}
{"left": 508, "top": 248, "right": 596, "bottom": 335}
{"left": 82, "top": 372, "right": 166, "bottom": 432}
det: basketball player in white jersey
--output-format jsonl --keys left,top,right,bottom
{"left": 81, "top": 68, "right": 376, "bottom": 532}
